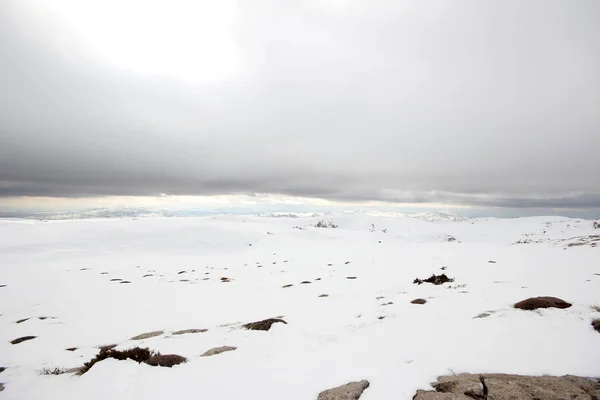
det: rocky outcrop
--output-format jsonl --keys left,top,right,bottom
{"left": 514, "top": 296, "right": 571, "bottom": 310}
{"left": 414, "top": 274, "right": 454, "bottom": 285}
{"left": 200, "top": 346, "right": 237, "bottom": 357}
{"left": 145, "top": 354, "right": 186, "bottom": 367}
{"left": 172, "top": 329, "right": 207, "bottom": 335}
{"left": 11, "top": 336, "right": 36, "bottom": 344}
{"left": 243, "top": 318, "right": 287, "bottom": 331}
{"left": 413, "top": 373, "right": 600, "bottom": 399}
{"left": 317, "top": 380, "right": 370, "bottom": 400}
{"left": 130, "top": 330, "right": 163, "bottom": 340}
{"left": 592, "top": 319, "right": 600, "bottom": 333}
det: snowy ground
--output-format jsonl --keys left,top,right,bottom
{"left": 0, "top": 214, "right": 599, "bottom": 399}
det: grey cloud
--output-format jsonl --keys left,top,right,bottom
{"left": 1, "top": 1, "right": 600, "bottom": 210}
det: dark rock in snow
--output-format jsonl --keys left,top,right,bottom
{"left": 411, "top": 298, "right": 427, "bottom": 304}
{"left": 319, "top": 294, "right": 329, "bottom": 297}
{"left": 243, "top": 318, "right": 287, "bottom": 331}
{"left": 282, "top": 284, "right": 293, "bottom": 288}
{"left": 414, "top": 274, "right": 454, "bottom": 285}
{"left": 16, "top": 318, "right": 30, "bottom": 324}
{"left": 66, "top": 347, "right": 78, "bottom": 351}
{"left": 145, "top": 354, "right": 187, "bottom": 367}
{"left": 11, "top": 336, "right": 37, "bottom": 345}
{"left": 301, "top": 281, "right": 311, "bottom": 284}
{"left": 346, "top": 276, "right": 357, "bottom": 280}
{"left": 592, "top": 319, "right": 600, "bottom": 333}
{"left": 318, "top": 380, "right": 370, "bottom": 400}
{"left": 514, "top": 296, "right": 572, "bottom": 310}
{"left": 81, "top": 347, "right": 154, "bottom": 374}
{"left": 473, "top": 313, "right": 491, "bottom": 319}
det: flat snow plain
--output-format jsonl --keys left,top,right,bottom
{"left": 1, "top": 214, "right": 599, "bottom": 399}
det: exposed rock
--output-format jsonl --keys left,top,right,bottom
{"left": 110, "top": 278, "right": 122, "bottom": 281}
{"left": 319, "top": 294, "right": 329, "bottom": 298}
{"left": 201, "top": 346, "right": 237, "bottom": 357}
{"left": 473, "top": 313, "right": 491, "bottom": 319}
{"left": 243, "top": 318, "right": 287, "bottom": 331}
{"left": 346, "top": 276, "right": 357, "bottom": 280}
{"left": 317, "top": 380, "right": 370, "bottom": 400}
{"left": 16, "top": 318, "right": 30, "bottom": 324}
{"left": 81, "top": 347, "right": 154, "bottom": 374}
{"left": 145, "top": 354, "right": 187, "bottom": 367}
{"left": 592, "top": 319, "right": 600, "bottom": 333}
{"left": 514, "top": 296, "right": 572, "bottom": 310}
{"left": 11, "top": 335, "right": 37, "bottom": 344}
{"left": 381, "top": 301, "right": 393, "bottom": 306}
{"left": 414, "top": 274, "right": 454, "bottom": 285}
{"left": 413, "top": 373, "right": 600, "bottom": 400}
{"left": 411, "top": 298, "right": 427, "bottom": 304}
{"left": 172, "top": 329, "right": 207, "bottom": 335}
{"left": 301, "top": 281, "right": 311, "bottom": 284}
{"left": 0, "top": 382, "right": 4, "bottom": 392}
{"left": 488, "top": 260, "right": 496, "bottom": 264}
{"left": 120, "top": 281, "right": 131, "bottom": 284}
{"left": 220, "top": 277, "right": 231, "bottom": 283}
{"left": 66, "top": 347, "right": 78, "bottom": 351}
{"left": 177, "top": 271, "right": 187, "bottom": 274}
{"left": 143, "top": 274, "right": 154, "bottom": 277}
{"left": 282, "top": 284, "right": 293, "bottom": 288}
{"left": 0, "top": 367, "right": 5, "bottom": 373}
{"left": 130, "top": 330, "right": 163, "bottom": 340}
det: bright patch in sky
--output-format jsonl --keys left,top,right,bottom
{"left": 42, "top": 0, "right": 241, "bottom": 84}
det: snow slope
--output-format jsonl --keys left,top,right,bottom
{"left": 0, "top": 215, "right": 599, "bottom": 399}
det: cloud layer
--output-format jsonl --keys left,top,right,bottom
{"left": 1, "top": 1, "right": 599, "bottom": 208}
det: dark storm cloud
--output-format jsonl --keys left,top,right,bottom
{"left": 1, "top": 1, "right": 600, "bottom": 209}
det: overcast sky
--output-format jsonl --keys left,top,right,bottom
{"left": 1, "top": 1, "right": 599, "bottom": 212}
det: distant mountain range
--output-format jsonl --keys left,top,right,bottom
{"left": 1, "top": 207, "right": 466, "bottom": 222}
